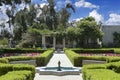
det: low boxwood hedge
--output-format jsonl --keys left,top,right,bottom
{"left": 72, "top": 48, "right": 114, "bottom": 53}
{"left": 0, "top": 63, "right": 13, "bottom": 76}
{"left": 36, "top": 49, "right": 54, "bottom": 66}
{"left": 13, "top": 64, "right": 35, "bottom": 79}
{"left": 5, "top": 56, "right": 35, "bottom": 62}
{"left": 65, "top": 50, "right": 81, "bottom": 66}
{"left": 0, "top": 48, "right": 45, "bottom": 54}
{"left": 65, "top": 49, "right": 120, "bottom": 67}
{"left": 83, "top": 69, "right": 120, "bottom": 80}
{"left": 0, "top": 58, "right": 8, "bottom": 63}
{"left": 0, "top": 48, "right": 55, "bottom": 80}
{"left": 82, "top": 61, "right": 120, "bottom": 80}
{"left": 0, "top": 70, "right": 33, "bottom": 80}
{"left": 0, "top": 63, "right": 35, "bottom": 79}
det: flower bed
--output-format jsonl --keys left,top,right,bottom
{"left": 79, "top": 53, "right": 120, "bottom": 57}
{"left": 0, "top": 53, "right": 40, "bottom": 58}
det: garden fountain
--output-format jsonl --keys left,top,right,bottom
{"left": 36, "top": 61, "right": 81, "bottom": 76}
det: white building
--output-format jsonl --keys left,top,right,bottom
{"left": 102, "top": 25, "right": 120, "bottom": 46}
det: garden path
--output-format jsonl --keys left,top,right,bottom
{"left": 34, "top": 51, "right": 83, "bottom": 80}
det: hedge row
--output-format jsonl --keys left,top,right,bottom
{"left": 0, "top": 58, "right": 8, "bottom": 63}
{"left": 5, "top": 56, "right": 35, "bottom": 62}
{"left": 73, "top": 49, "right": 114, "bottom": 53}
{"left": 71, "top": 48, "right": 120, "bottom": 54}
{"left": 0, "top": 49, "right": 54, "bottom": 67}
{"left": 82, "top": 61, "right": 120, "bottom": 80}
{"left": 83, "top": 69, "right": 120, "bottom": 80}
{"left": 0, "top": 63, "right": 35, "bottom": 79}
{"left": 65, "top": 49, "right": 120, "bottom": 67}
{"left": 0, "top": 71, "right": 33, "bottom": 80}
{"left": 36, "top": 49, "right": 54, "bottom": 66}
{"left": 0, "top": 48, "right": 45, "bottom": 54}
{"left": 65, "top": 50, "right": 81, "bottom": 66}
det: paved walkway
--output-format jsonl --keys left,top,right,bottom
{"left": 47, "top": 51, "right": 73, "bottom": 67}
{"left": 34, "top": 51, "right": 83, "bottom": 80}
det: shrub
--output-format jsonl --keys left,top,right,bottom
{"left": 0, "top": 70, "right": 32, "bottom": 80}
{"left": 0, "top": 48, "right": 45, "bottom": 54}
{"left": 83, "top": 69, "right": 120, "bottom": 80}
{"left": 0, "top": 63, "right": 35, "bottom": 79}
{"left": 82, "top": 61, "right": 120, "bottom": 80}
{"left": 106, "top": 56, "right": 120, "bottom": 63}
{"left": 73, "top": 49, "right": 114, "bottom": 53}
{"left": 0, "top": 63, "right": 13, "bottom": 76}
{"left": 36, "top": 49, "right": 54, "bottom": 66}
{"left": 65, "top": 50, "right": 81, "bottom": 66}
{"left": 5, "top": 56, "right": 35, "bottom": 62}
{"left": 0, "top": 58, "right": 8, "bottom": 63}
{"left": 13, "top": 64, "right": 35, "bottom": 79}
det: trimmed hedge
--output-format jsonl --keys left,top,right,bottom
{"left": 0, "top": 70, "right": 33, "bottom": 80}
{"left": 65, "top": 49, "right": 120, "bottom": 67}
{"left": 73, "top": 49, "right": 114, "bottom": 53}
{"left": 0, "top": 58, "right": 8, "bottom": 63}
{"left": 82, "top": 61, "right": 120, "bottom": 80}
{"left": 0, "top": 63, "right": 13, "bottom": 76}
{"left": 5, "top": 56, "right": 35, "bottom": 62}
{"left": 36, "top": 49, "right": 54, "bottom": 66}
{"left": 0, "top": 63, "right": 35, "bottom": 79}
{"left": 65, "top": 50, "right": 81, "bottom": 66}
{"left": 13, "top": 64, "right": 35, "bottom": 79}
{"left": 0, "top": 48, "right": 45, "bottom": 54}
{"left": 83, "top": 69, "right": 120, "bottom": 80}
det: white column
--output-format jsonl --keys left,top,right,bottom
{"left": 53, "top": 37, "right": 56, "bottom": 49}
{"left": 42, "top": 35, "right": 46, "bottom": 49}
{"left": 63, "top": 38, "right": 65, "bottom": 48}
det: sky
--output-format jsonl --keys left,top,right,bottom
{"left": 0, "top": 0, "right": 120, "bottom": 25}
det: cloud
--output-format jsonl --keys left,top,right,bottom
{"left": 106, "top": 13, "right": 120, "bottom": 25}
{"left": 39, "top": 3, "right": 48, "bottom": 8}
{"left": 0, "top": 4, "right": 9, "bottom": 24}
{"left": 75, "top": 0, "right": 99, "bottom": 9}
{"left": 89, "top": 10, "right": 104, "bottom": 23}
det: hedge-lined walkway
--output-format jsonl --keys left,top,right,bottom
{"left": 34, "top": 51, "right": 83, "bottom": 80}
{"left": 47, "top": 51, "right": 73, "bottom": 67}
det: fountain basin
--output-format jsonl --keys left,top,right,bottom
{"left": 36, "top": 67, "right": 81, "bottom": 76}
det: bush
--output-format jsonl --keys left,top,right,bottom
{"left": 82, "top": 61, "right": 120, "bottom": 80}
{"left": 0, "top": 63, "right": 13, "bottom": 76}
{"left": 65, "top": 50, "right": 81, "bottom": 66}
{"left": 0, "top": 70, "right": 33, "bottom": 80}
{"left": 0, "top": 48, "right": 45, "bottom": 54}
{"left": 36, "top": 49, "right": 54, "bottom": 66}
{"left": 106, "top": 56, "right": 120, "bottom": 63}
{"left": 83, "top": 69, "right": 120, "bottom": 80}
{"left": 0, "top": 58, "right": 8, "bottom": 63}
{"left": 5, "top": 56, "right": 35, "bottom": 62}
{"left": 13, "top": 64, "right": 35, "bottom": 79}
{"left": 0, "top": 63, "right": 35, "bottom": 79}
{"left": 73, "top": 49, "right": 114, "bottom": 53}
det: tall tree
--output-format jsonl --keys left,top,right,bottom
{"left": 77, "top": 17, "right": 103, "bottom": 47}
